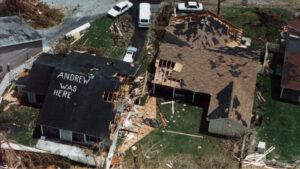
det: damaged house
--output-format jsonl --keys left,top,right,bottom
{"left": 152, "top": 11, "right": 260, "bottom": 137}
{"left": 16, "top": 52, "right": 140, "bottom": 145}
{"left": 280, "top": 19, "right": 300, "bottom": 103}
{"left": 0, "top": 16, "right": 43, "bottom": 78}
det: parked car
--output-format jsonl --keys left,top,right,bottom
{"left": 177, "top": 1, "right": 203, "bottom": 12}
{"left": 138, "top": 3, "right": 151, "bottom": 28}
{"left": 107, "top": 1, "right": 133, "bottom": 18}
{"left": 123, "top": 47, "right": 137, "bottom": 63}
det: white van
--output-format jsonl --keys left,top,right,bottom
{"left": 138, "top": 3, "right": 151, "bottom": 28}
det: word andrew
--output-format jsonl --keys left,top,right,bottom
{"left": 53, "top": 72, "right": 91, "bottom": 99}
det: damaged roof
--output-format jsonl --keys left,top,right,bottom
{"left": 19, "top": 52, "right": 140, "bottom": 139}
{"left": 287, "top": 19, "right": 300, "bottom": 34}
{"left": 0, "top": 16, "right": 42, "bottom": 48}
{"left": 281, "top": 36, "right": 300, "bottom": 91}
{"left": 154, "top": 12, "right": 259, "bottom": 127}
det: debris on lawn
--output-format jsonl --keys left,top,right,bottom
{"left": 158, "top": 103, "right": 168, "bottom": 127}
{"left": 257, "top": 91, "right": 266, "bottom": 102}
{"left": 5, "top": 0, "right": 64, "bottom": 29}
{"left": 117, "top": 97, "right": 157, "bottom": 153}
{"left": 165, "top": 130, "right": 203, "bottom": 139}
{"left": 110, "top": 14, "right": 134, "bottom": 48}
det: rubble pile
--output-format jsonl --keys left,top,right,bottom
{"left": 5, "top": 0, "right": 64, "bottom": 29}
{"left": 110, "top": 15, "right": 134, "bottom": 48}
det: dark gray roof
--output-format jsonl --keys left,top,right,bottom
{"left": 0, "top": 16, "right": 42, "bottom": 48}
{"left": 17, "top": 52, "right": 140, "bottom": 140}
{"left": 37, "top": 68, "right": 122, "bottom": 139}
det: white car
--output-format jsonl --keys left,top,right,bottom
{"left": 107, "top": 1, "right": 133, "bottom": 18}
{"left": 177, "top": 1, "right": 203, "bottom": 12}
{"left": 123, "top": 47, "right": 137, "bottom": 63}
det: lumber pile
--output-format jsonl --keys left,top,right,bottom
{"left": 5, "top": 0, "right": 64, "bottom": 29}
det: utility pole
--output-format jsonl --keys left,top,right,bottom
{"left": 217, "top": 0, "right": 221, "bottom": 15}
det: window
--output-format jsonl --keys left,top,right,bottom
{"left": 43, "top": 126, "right": 60, "bottom": 139}
{"left": 72, "top": 132, "right": 84, "bottom": 142}
{"left": 121, "top": 5, "right": 128, "bottom": 11}
{"left": 86, "top": 135, "right": 100, "bottom": 142}
{"left": 141, "top": 19, "right": 148, "bottom": 23}
{"left": 113, "top": 6, "right": 121, "bottom": 11}
{"left": 0, "top": 65, "right": 3, "bottom": 73}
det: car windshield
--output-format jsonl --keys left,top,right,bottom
{"left": 113, "top": 6, "right": 121, "bottom": 11}
{"left": 127, "top": 51, "right": 133, "bottom": 55}
{"left": 141, "top": 19, "right": 148, "bottom": 23}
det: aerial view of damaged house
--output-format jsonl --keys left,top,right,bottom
{"left": 14, "top": 12, "right": 259, "bottom": 145}
{"left": 152, "top": 11, "right": 259, "bottom": 136}
{"left": 16, "top": 52, "right": 140, "bottom": 145}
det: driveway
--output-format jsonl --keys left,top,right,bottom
{"left": 128, "top": 0, "right": 163, "bottom": 61}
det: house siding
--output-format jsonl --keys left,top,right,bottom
{"left": 0, "top": 40, "right": 42, "bottom": 77}
{"left": 208, "top": 118, "right": 248, "bottom": 137}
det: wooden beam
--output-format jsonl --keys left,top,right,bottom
{"left": 165, "top": 130, "right": 203, "bottom": 138}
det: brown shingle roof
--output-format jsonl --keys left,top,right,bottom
{"left": 153, "top": 12, "right": 259, "bottom": 127}
{"left": 287, "top": 19, "right": 300, "bottom": 34}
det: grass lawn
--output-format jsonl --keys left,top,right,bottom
{"left": 0, "top": 101, "right": 39, "bottom": 146}
{"left": 124, "top": 99, "right": 238, "bottom": 168}
{"left": 221, "top": 7, "right": 293, "bottom": 48}
{"left": 73, "top": 16, "right": 125, "bottom": 60}
{"left": 253, "top": 75, "right": 300, "bottom": 163}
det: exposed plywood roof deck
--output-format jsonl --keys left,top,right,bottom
{"left": 153, "top": 12, "right": 259, "bottom": 127}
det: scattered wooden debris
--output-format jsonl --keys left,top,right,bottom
{"left": 257, "top": 91, "right": 266, "bottom": 102}
{"left": 172, "top": 100, "right": 175, "bottom": 114}
{"left": 5, "top": 0, "right": 64, "bottom": 29}
{"left": 165, "top": 130, "right": 203, "bottom": 138}
{"left": 161, "top": 101, "right": 173, "bottom": 105}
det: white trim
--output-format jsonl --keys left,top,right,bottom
{"left": 41, "top": 125, "right": 44, "bottom": 136}
{"left": 280, "top": 87, "right": 284, "bottom": 98}
{"left": 192, "top": 91, "right": 195, "bottom": 103}
{"left": 172, "top": 88, "right": 175, "bottom": 98}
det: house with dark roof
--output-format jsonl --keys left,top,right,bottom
{"left": 16, "top": 52, "right": 140, "bottom": 145}
{"left": 0, "top": 16, "right": 43, "bottom": 77}
{"left": 152, "top": 11, "right": 259, "bottom": 137}
{"left": 280, "top": 19, "right": 300, "bottom": 103}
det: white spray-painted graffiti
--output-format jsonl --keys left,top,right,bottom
{"left": 53, "top": 72, "right": 91, "bottom": 99}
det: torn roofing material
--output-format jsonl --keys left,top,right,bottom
{"left": 154, "top": 12, "right": 259, "bottom": 127}
{"left": 281, "top": 36, "right": 300, "bottom": 91}
{"left": 18, "top": 52, "right": 140, "bottom": 139}
{"left": 0, "top": 16, "right": 42, "bottom": 48}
